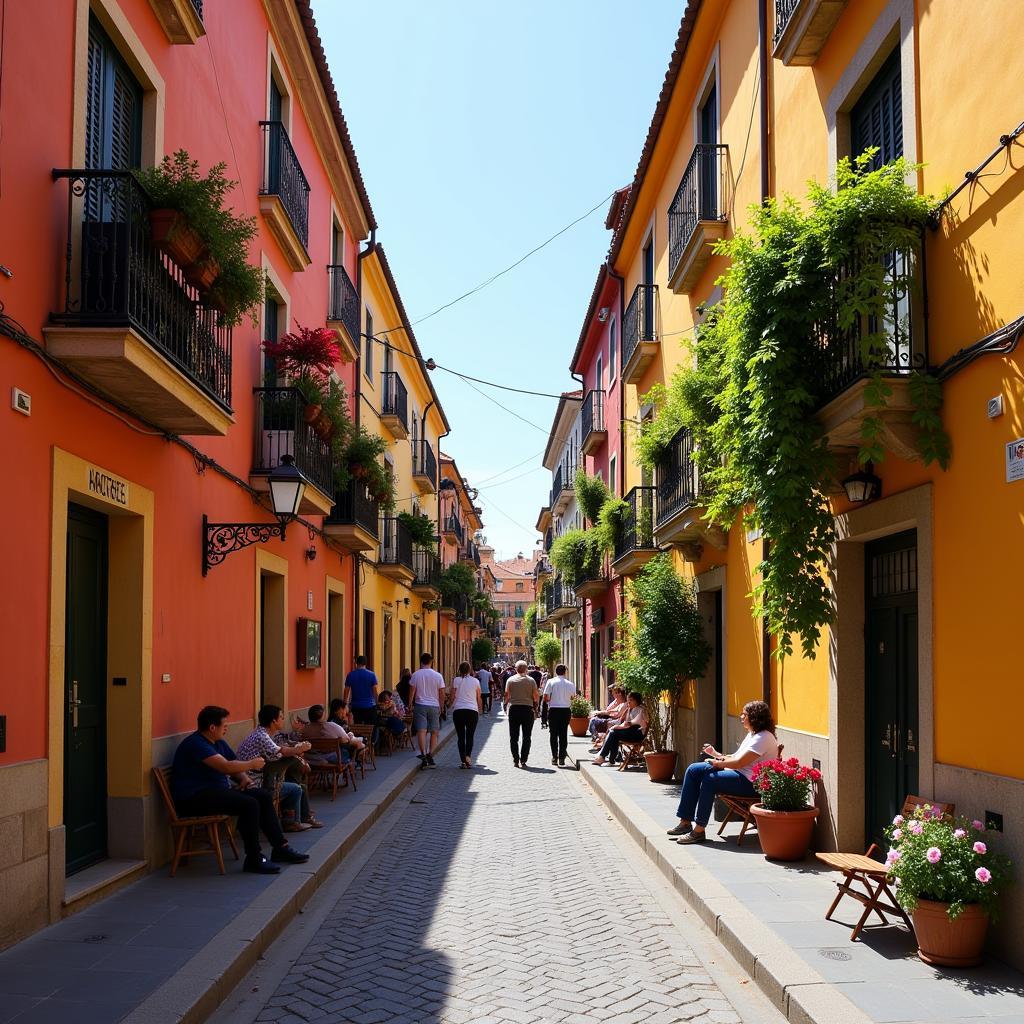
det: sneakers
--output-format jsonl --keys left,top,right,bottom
{"left": 513, "top": 759, "right": 520, "bottom": 768}
{"left": 551, "top": 757, "right": 558, "bottom": 766}
{"left": 426, "top": 755, "right": 437, "bottom": 768}
{"left": 283, "top": 820, "right": 312, "bottom": 833}
{"left": 666, "top": 822, "right": 692, "bottom": 836}
{"left": 271, "top": 845, "right": 310, "bottom": 864}
{"left": 302, "top": 817, "right": 325, "bottom": 829}
{"left": 558, "top": 758, "right": 566, "bottom": 767}
{"left": 243, "top": 855, "right": 281, "bottom": 875}
{"left": 676, "top": 831, "right": 707, "bottom": 845}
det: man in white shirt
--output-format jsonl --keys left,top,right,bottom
{"left": 543, "top": 664, "right": 576, "bottom": 767}
{"left": 476, "top": 663, "right": 493, "bottom": 716}
{"left": 408, "top": 652, "right": 446, "bottom": 768}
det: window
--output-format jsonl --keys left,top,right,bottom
{"left": 609, "top": 454, "right": 617, "bottom": 495}
{"left": 331, "top": 219, "right": 345, "bottom": 266}
{"left": 86, "top": 18, "right": 143, "bottom": 171}
{"left": 608, "top": 316, "right": 618, "bottom": 381}
{"left": 851, "top": 50, "right": 903, "bottom": 168}
{"left": 596, "top": 353, "right": 603, "bottom": 393}
{"left": 364, "top": 309, "right": 373, "bottom": 379}
{"left": 362, "top": 609, "right": 375, "bottom": 668}
{"left": 515, "top": 582, "right": 523, "bottom": 593}
{"left": 263, "top": 293, "right": 281, "bottom": 380}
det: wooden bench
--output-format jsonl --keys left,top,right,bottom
{"left": 816, "top": 795, "right": 954, "bottom": 940}
{"left": 716, "top": 744, "right": 784, "bottom": 847}
{"left": 152, "top": 765, "right": 239, "bottom": 877}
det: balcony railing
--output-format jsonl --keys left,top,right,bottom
{"left": 381, "top": 371, "right": 408, "bottom": 431}
{"left": 380, "top": 516, "right": 413, "bottom": 571}
{"left": 260, "top": 120, "right": 310, "bottom": 248}
{"left": 452, "top": 593, "right": 470, "bottom": 620}
{"left": 535, "top": 556, "right": 552, "bottom": 578}
{"left": 581, "top": 389, "right": 605, "bottom": 441}
{"left": 614, "top": 486, "right": 657, "bottom": 562}
{"left": 545, "top": 578, "right": 577, "bottom": 617}
{"left": 412, "top": 545, "right": 440, "bottom": 588}
{"left": 444, "top": 513, "right": 465, "bottom": 544}
{"left": 550, "top": 465, "right": 563, "bottom": 508}
{"left": 325, "top": 480, "right": 379, "bottom": 537}
{"left": 252, "top": 387, "right": 333, "bottom": 496}
{"left": 774, "top": 0, "right": 800, "bottom": 40}
{"left": 51, "top": 169, "right": 233, "bottom": 410}
{"left": 544, "top": 528, "right": 553, "bottom": 552}
{"left": 191, "top": 0, "right": 203, "bottom": 15}
{"left": 327, "top": 264, "right": 359, "bottom": 344}
{"left": 668, "top": 144, "right": 729, "bottom": 277}
{"left": 656, "top": 426, "right": 700, "bottom": 528}
{"left": 812, "top": 247, "right": 926, "bottom": 408}
{"left": 413, "top": 437, "right": 437, "bottom": 482}
{"left": 622, "top": 284, "right": 658, "bottom": 371}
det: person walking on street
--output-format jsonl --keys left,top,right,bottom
{"left": 344, "top": 656, "right": 379, "bottom": 726}
{"left": 409, "top": 652, "right": 446, "bottom": 768}
{"left": 528, "top": 665, "right": 546, "bottom": 729}
{"left": 543, "top": 664, "right": 576, "bottom": 766}
{"left": 476, "top": 662, "right": 493, "bottom": 716}
{"left": 505, "top": 660, "right": 539, "bottom": 768}
{"left": 450, "top": 662, "right": 483, "bottom": 768}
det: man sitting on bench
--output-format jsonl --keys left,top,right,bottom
{"left": 171, "top": 705, "right": 310, "bottom": 875}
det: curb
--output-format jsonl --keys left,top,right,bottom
{"left": 125, "top": 727, "right": 455, "bottom": 1024}
{"left": 577, "top": 760, "right": 873, "bottom": 1024}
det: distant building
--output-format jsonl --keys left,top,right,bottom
{"left": 480, "top": 546, "right": 537, "bottom": 664}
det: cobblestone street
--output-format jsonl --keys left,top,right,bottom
{"left": 215, "top": 714, "right": 782, "bottom": 1024}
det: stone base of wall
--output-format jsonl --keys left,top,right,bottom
{"left": 0, "top": 760, "right": 49, "bottom": 951}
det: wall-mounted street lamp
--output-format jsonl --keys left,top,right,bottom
{"left": 841, "top": 461, "right": 882, "bottom": 504}
{"left": 203, "top": 455, "right": 306, "bottom": 576}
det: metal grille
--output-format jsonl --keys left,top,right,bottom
{"left": 445, "top": 513, "right": 464, "bottom": 544}
{"left": 775, "top": 0, "right": 800, "bottom": 41}
{"left": 412, "top": 546, "right": 440, "bottom": 587}
{"left": 325, "top": 481, "right": 379, "bottom": 537}
{"left": 381, "top": 371, "right": 409, "bottom": 430}
{"left": 870, "top": 546, "right": 917, "bottom": 596}
{"left": 52, "top": 170, "right": 233, "bottom": 411}
{"left": 327, "top": 264, "right": 359, "bottom": 345}
{"left": 581, "top": 389, "right": 604, "bottom": 441}
{"left": 252, "top": 387, "right": 333, "bottom": 496}
{"left": 191, "top": 0, "right": 203, "bottom": 16}
{"left": 614, "top": 486, "right": 657, "bottom": 561}
{"left": 414, "top": 438, "right": 437, "bottom": 482}
{"left": 668, "top": 144, "right": 729, "bottom": 278}
{"left": 622, "top": 284, "right": 658, "bottom": 371}
{"left": 380, "top": 516, "right": 413, "bottom": 571}
{"left": 656, "top": 426, "right": 700, "bottom": 527}
{"left": 259, "top": 121, "right": 310, "bottom": 248}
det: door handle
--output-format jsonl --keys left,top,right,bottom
{"left": 906, "top": 728, "right": 916, "bottom": 753}
{"left": 68, "top": 681, "right": 82, "bottom": 729}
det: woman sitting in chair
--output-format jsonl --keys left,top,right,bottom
{"left": 592, "top": 692, "right": 648, "bottom": 766}
{"left": 667, "top": 699, "right": 778, "bottom": 845}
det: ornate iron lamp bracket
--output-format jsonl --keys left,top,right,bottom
{"left": 203, "top": 514, "right": 288, "bottom": 576}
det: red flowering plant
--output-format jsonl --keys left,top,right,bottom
{"left": 751, "top": 757, "right": 821, "bottom": 811}
{"left": 263, "top": 325, "right": 342, "bottom": 393}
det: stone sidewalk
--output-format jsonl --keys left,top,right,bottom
{"left": 0, "top": 722, "right": 455, "bottom": 1024}
{"left": 568, "top": 734, "right": 1024, "bottom": 1024}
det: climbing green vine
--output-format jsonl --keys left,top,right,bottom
{"left": 643, "top": 154, "right": 949, "bottom": 659}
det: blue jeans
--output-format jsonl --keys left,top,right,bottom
{"left": 278, "top": 780, "right": 303, "bottom": 820}
{"left": 675, "top": 761, "right": 754, "bottom": 827}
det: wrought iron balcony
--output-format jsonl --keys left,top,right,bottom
{"left": 575, "top": 557, "right": 610, "bottom": 600}
{"left": 612, "top": 486, "right": 658, "bottom": 576}
{"left": 535, "top": 556, "right": 552, "bottom": 581}
{"left": 544, "top": 528, "right": 553, "bottom": 553}
{"left": 545, "top": 578, "right": 578, "bottom": 621}
{"left": 580, "top": 390, "right": 606, "bottom": 456}
{"left": 550, "top": 451, "right": 577, "bottom": 515}
{"left": 443, "top": 513, "right": 464, "bottom": 545}
{"left": 149, "top": 0, "right": 205, "bottom": 43}
{"left": 622, "top": 284, "right": 658, "bottom": 383}
{"left": 379, "top": 516, "right": 414, "bottom": 579}
{"left": 251, "top": 387, "right": 334, "bottom": 513}
{"left": 381, "top": 371, "right": 409, "bottom": 438}
{"left": 323, "top": 481, "right": 379, "bottom": 551}
{"left": 412, "top": 545, "right": 441, "bottom": 593}
{"left": 48, "top": 170, "right": 233, "bottom": 433}
{"left": 327, "top": 264, "right": 360, "bottom": 358}
{"left": 773, "top": 0, "right": 849, "bottom": 66}
{"left": 653, "top": 427, "right": 725, "bottom": 558}
{"left": 668, "top": 144, "right": 729, "bottom": 294}
{"left": 191, "top": 0, "right": 202, "bottom": 14}
{"left": 413, "top": 438, "right": 437, "bottom": 491}
{"left": 259, "top": 121, "right": 310, "bottom": 267}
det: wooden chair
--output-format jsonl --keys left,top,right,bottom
{"left": 716, "top": 744, "right": 784, "bottom": 847}
{"left": 618, "top": 728, "right": 651, "bottom": 772}
{"left": 152, "top": 766, "right": 239, "bottom": 877}
{"left": 349, "top": 725, "right": 377, "bottom": 772}
{"left": 306, "top": 739, "right": 357, "bottom": 800}
{"left": 816, "top": 795, "right": 955, "bottom": 941}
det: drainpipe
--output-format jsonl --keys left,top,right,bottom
{"left": 567, "top": 368, "right": 588, "bottom": 692}
{"left": 606, "top": 262, "right": 628, "bottom": 690}
{"left": 759, "top": 0, "right": 770, "bottom": 203}
{"left": 431, "top": 401, "right": 450, "bottom": 680}
{"left": 353, "top": 233, "right": 374, "bottom": 666}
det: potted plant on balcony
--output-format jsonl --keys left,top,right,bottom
{"left": 135, "top": 150, "right": 263, "bottom": 325}
{"left": 606, "top": 555, "right": 711, "bottom": 784}
{"left": 549, "top": 528, "right": 603, "bottom": 589}
{"left": 749, "top": 758, "right": 821, "bottom": 860}
{"left": 883, "top": 808, "right": 1012, "bottom": 967}
{"left": 569, "top": 694, "right": 592, "bottom": 737}
{"left": 398, "top": 510, "right": 436, "bottom": 547}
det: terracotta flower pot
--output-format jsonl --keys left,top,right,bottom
{"left": 303, "top": 404, "right": 322, "bottom": 425}
{"left": 750, "top": 804, "right": 819, "bottom": 860}
{"left": 644, "top": 751, "right": 677, "bottom": 783}
{"left": 183, "top": 255, "right": 220, "bottom": 292}
{"left": 149, "top": 209, "right": 206, "bottom": 267}
{"left": 569, "top": 716, "right": 590, "bottom": 738}
{"left": 314, "top": 410, "right": 334, "bottom": 441}
{"left": 350, "top": 463, "right": 367, "bottom": 479}
{"left": 913, "top": 899, "right": 989, "bottom": 967}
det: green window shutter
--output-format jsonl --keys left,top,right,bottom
{"left": 851, "top": 49, "right": 903, "bottom": 169}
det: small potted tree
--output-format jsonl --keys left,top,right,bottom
{"left": 884, "top": 808, "right": 1012, "bottom": 967}
{"left": 749, "top": 757, "right": 821, "bottom": 860}
{"left": 569, "top": 694, "right": 592, "bottom": 737}
{"left": 533, "top": 632, "right": 561, "bottom": 675}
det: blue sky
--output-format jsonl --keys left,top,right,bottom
{"left": 312, "top": 1, "right": 682, "bottom": 558}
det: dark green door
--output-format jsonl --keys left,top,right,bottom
{"left": 865, "top": 530, "right": 918, "bottom": 852}
{"left": 64, "top": 504, "right": 109, "bottom": 874}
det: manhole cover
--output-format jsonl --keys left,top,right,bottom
{"left": 82, "top": 934, "right": 109, "bottom": 944}
{"left": 817, "top": 948, "right": 852, "bottom": 962}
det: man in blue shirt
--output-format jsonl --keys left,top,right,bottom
{"left": 171, "top": 705, "right": 310, "bottom": 875}
{"left": 344, "top": 655, "right": 379, "bottom": 725}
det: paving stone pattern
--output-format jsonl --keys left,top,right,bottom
{"left": 250, "top": 718, "right": 745, "bottom": 1024}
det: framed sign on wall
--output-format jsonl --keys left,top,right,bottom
{"left": 297, "top": 617, "right": 322, "bottom": 669}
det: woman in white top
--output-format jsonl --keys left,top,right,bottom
{"left": 449, "top": 661, "right": 483, "bottom": 768}
{"left": 588, "top": 687, "right": 628, "bottom": 750}
{"left": 592, "top": 692, "right": 649, "bottom": 766}
{"left": 667, "top": 700, "right": 779, "bottom": 845}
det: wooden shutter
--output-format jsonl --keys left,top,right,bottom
{"left": 851, "top": 49, "right": 903, "bottom": 168}
{"left": 85, "top": 30, "right": 104, "bottom": 170}
{"left": 85, "top": 18, "right": 142, "bottom": 172}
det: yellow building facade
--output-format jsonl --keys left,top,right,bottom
{"left": 610, "top": 0, "right": 1024, "bottom": 964}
